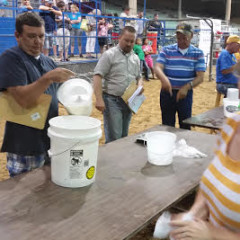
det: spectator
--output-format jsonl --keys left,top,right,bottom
{"left": 0, "top": 0, "right": 8, "bottom": 17}
{"left": 17, "top": 0, "right": 33, "bottom": 14}
{"left": 93, "top": 26, "right": 142, "bottom": 143}
{"left": 119, "top": 6, "right": 130, "bottom": 31}
{"left": 86, "top": 8, "right": 101, "bottom": 58}
{"left": 170, "top": 95, "right": 240, "bottom": 239}
{"left": 112, "top": 13, "right": 119, "bottom": 46}
{"left": 136, "top": 11, "right": 145, "bottom": 38}
{"left": 133, "top": 37, "right": 149, "bottom": 81}
{"left": 147, "top": 13, "right": 162, "bottom": 48}
{"left": 56, "top": 1, "right": 71, "bottom": 61}
{"left": 106, "top": 13, "right": 113, "bottom": 48}
{"left": 154, "top": 22, "right": 205, "bottom": 129}
{"left": 216, "top": 35, "right": 240, "bottom": 97}
{"left": 69, "top": 4, "right": 83, "bottom": 58}
{"left": 142, "top": 38, "right": 155, "bottom": 79}
{"left": 97, "top": 17, "right": 113, "bottom": 54}
{"left": 39, "top": 0, "right": 62, "bottom": 56}
{"left": 0, "top": 12, "right": 74, "bottom": 177}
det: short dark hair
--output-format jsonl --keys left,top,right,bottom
{"left": 57, "top": 1, "right": 65, "bottom": 8}
{"left": 121, "top": 26, "right": 136, "bottom": 35}
{"left": 123, "top": 6, "right": 130, "bottom": 11}
{"left": 16, "top": 12, "right": 44, "bottom": 34}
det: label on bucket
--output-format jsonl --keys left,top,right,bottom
{"left": 86, "top": 166, "right": 95, "bottom": 179}
{"left": 69, "top": 150, "right": 87, "bottom": 179}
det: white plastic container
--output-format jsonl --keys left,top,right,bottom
{"left": 146, "top": 131, "right": 176, "bottom": 166}
{"left": 48, "top": 115, "right": 102, "bottom": 188}
{"left": 223, "top": 98, "right": 239, "bottom": 118}
{"left": 57, "top": 78, "right": 93, "bottom": 116}
{"left": 227, "top": 88, "right": 239, "bottom": 101}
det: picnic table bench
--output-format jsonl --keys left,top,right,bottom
{"left": 0, "top": 125, "right": 216, "bottom": 240}
{"left": 183, "top": 106, "right": 225, "bottom": 130}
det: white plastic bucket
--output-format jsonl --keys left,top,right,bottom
{"left": 48, "top": 115, "right": 102, "bottom": 188}
{"left": 57, "top": 78, "right": 93, "bottom": 116}
{"left": 223, "top": 98, "right": 239, "bottom": 118}
{"left": 146, "top": 131, "right": 176, "bottom": 166}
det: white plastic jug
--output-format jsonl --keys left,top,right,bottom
{"left": 48, "top": 115, "right": 102, "bottom": 188}
{"left": 146, "top": 131, "right": 176, "bottom": 166}
{"left": 57, "top": 78, "right": 93, "bottom": 116}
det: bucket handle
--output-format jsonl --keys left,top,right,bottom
{"left": 48, "top": 141, "right": 83, "bottom": 157}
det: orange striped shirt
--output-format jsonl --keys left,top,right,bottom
{"left": 200, "top": 112, "right": 240, "bottom": 232}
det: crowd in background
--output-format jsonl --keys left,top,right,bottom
{"left": 0, "top": 0, "right": 163, "bottom": 61}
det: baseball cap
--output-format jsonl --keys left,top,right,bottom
{"left": 176, "top": 23, "right": 193, "bottom": 35}
{"left": 226, "top": 35, "right": 240, "bottom": 44}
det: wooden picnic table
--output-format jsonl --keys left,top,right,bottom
{"left": 0, "top": 125, "right": 216, "bottom": 240}
{"left": 183, "top": 106, "right": 225, "bottom": 130}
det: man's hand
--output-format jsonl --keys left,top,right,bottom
{"left": 95, "top": 97, "right": 105, "bottom": 112}
{"left": 176, "top": 84, "right": 189, "bottom": 101}
{"left": 44, "top": 68, "right": 75, "bottom": 84}
{"left": 161, "top": 80, "right": 172, "bottom": 96}
{"left": 170, "top": 219, "right": 212, "bottom": 240}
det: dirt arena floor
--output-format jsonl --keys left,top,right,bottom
{"left": 0, "top": 68, "right": 217, "bottom": 181}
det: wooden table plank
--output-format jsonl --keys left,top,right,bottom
{"left": 183, "top": 106, "right": 225, "bottom": 130}
{"left": 0, "top": 125, "right": 216, "bottom": 240}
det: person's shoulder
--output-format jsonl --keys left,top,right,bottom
{"left": 189, "top": 45, "right": 204, "bottom": 54}
{"left": 0, "top": 46, "right": 22, "bottom": 60}
{"left": 162, "top": 44, "right": 177, "bottom": 51}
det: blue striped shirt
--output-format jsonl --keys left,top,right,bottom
{"left": 157, "top": 44, "right": 206, "bottom": 88}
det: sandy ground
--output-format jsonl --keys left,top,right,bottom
{"left": 0, "top": 68, "right": 218, "bottom": 181}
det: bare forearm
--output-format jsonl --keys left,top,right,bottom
{"left": 8, "top": 73, "right": 52, "bottom": 108}
{"left": 192, "top": 71, "right": 204, "bottom": 87}
{"left": 188, "top": 190, "right": 209, "bottom": 220}
{"left": 222, "top": 65, "right": 236, "bottom": 75}
{"left": 93, "top": 74, "right": 103, "bottom": 100}
{"left": 137, "top": 78, "right": 143, "bottom": 87}
{"left": 154, "top": 63, "right": 169, "bottom": 85}
{"left": 52, "top": 9, "right": 62, "bottom": 16}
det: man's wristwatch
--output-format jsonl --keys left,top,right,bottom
{"left": 189, "top": 81, "right": 193, "bottom": 89}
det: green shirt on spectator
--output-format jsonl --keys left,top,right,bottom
{"left": 133, "top": 44, "right": 145, "bottom": 60}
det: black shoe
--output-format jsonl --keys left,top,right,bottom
{"left": 70, "top": 53, "right": 74, "bottom": 57}
{"left": 79, "top": 53, "right": 84, "bottom": 58}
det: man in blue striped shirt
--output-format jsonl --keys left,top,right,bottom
{"left": 154, "top": 22, "right": 206, "bottom": 129}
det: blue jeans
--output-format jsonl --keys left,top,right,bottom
{"left": 216, "top": 83, "right": 238, "bottom": 98}
{"left": 103, "top": 93, "right": 132, "bottom": 143}
{"left": 140, "top": 60, "right": 150, "bottom": 80}
{"left": 160, "top": 89, "right": 193, "bottom": 130}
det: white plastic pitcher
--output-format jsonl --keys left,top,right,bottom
{"left": 48, "top": 116, "right": 102, "bottom": 188}
{"left": 57, "top": 78, "right": 93, "bottom": 116}
{"left": 146, "top": 131, "right": 176, "bottom": 166}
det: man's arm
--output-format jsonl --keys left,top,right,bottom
{"left": 7, "top": 68, "right": 74, "bottom": 108}
{"left": 51, "top": 7, "right": 62, "bottom": 16}
{"left": 39, "top": 5, "right": 62, "bottom": 16}
{"left": 93, "top": 74, "right": 105, "bottom": 112}
{"left": 154, "top": 62, "right": 172, "bottom": 95}
{"left": 176, "top": 71, "right": 204, "bottom": 101}
{"left": 221, "top": 64, "right": 236, "bottom": 74}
